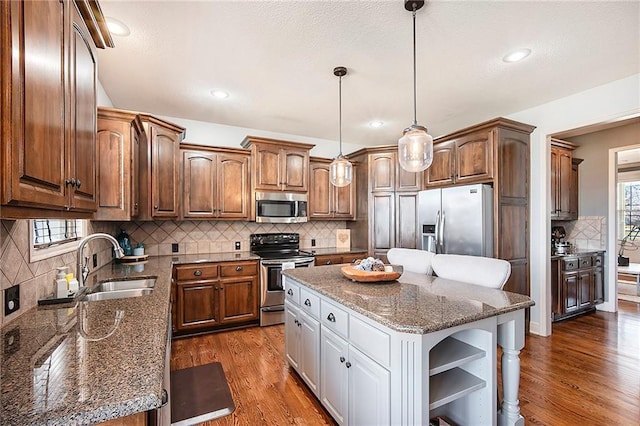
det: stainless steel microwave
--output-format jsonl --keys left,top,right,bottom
{"left": 255, "top": 192, "right": 308, "bottom": 223}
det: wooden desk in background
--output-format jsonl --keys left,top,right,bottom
{"left": 617, "top": 263, "right": 640, "bottom": 296}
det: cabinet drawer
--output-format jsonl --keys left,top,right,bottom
{"left": 562, "top": 258, "right": 579, "bottom": 271}
{"left": 315, "top": 254, "right": 344, "bottom": 266}
{"left": 578, "top": 257, "right": 592, "bottom": 268}
{"left": 321, "top": 299, "right": 349, "bottom": 339}
{"left": 342, "top": 252, "right": 367, "bottom": 264}
{"left": 284, "top": 279, "right": 300, "bottom": 305}
{"left": 592, "top": 255, "right": 603, "bottom": 267}
{"left": 175, "top": 264, "right": 218, "bottom": 281}
{"left": 350, "top": 315, "right": 390, "bottom": 368}
{"left": 220, "top": 261, "right": 257, "bottom": 278}
{"left": 299, "top": 287, "right": 320, "bottom": 319}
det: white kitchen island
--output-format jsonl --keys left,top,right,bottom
{"left": 282, "top": 265, "right": 534, "bottom": 426}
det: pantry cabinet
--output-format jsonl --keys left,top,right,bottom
{"left": 309, "top": 158, "right": 356, "bottom": 220}
{"left": 138, "top": 116, "right": 185, "bottom": 220}
{"left": 181, "top": 144, "right": 250, "bottom": 220}
{"left": 172, "top": 260, "right": 259, "bottom": 335}
{"left": 95, "top": 108, "right": 144, "bottom": 220}
{"left": 0, "top": 0, "right": 112, "bottom": 218}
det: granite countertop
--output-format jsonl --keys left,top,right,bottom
{"left": 283, "top": 265, "right": 534, "bottom": 335}
{"left": 302, "top": 247, "right": 368, "bottom": 256}
{"left": 0, "top": 252, "right": 259, "bottom": 425}
{"left": 551, "top": 249, "right": 606, "bottom": 260}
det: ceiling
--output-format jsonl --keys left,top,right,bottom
{"left": 97, "top": 1, "right": 640, "bottom": 147}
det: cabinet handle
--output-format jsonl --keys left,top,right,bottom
{"left": 160, "top": 389, "right": 169, "bottom": 407}
{"left": 294, "top": 319, "right": 299, "bottom": 325}
{"left": 345, "top": 361, "right": 351, "bottom": 368}
{"left": 287, "top": 288, "right": 293, "bottom": 295}
{"left": 339, "top": 356, "right": 345, "bottom": 363}
{"left": 304, "top": 299, "right": 311, "bottom": 307}
{"left": 194, "top": 270, "right": 202, "bottom": 276}
{"left": 327, "top": 313, "right": 336, "bottom": 322}
{"left": 326, "top": 260, "right": 332, "bottom": 265}
{"left": 154, "top": 205, "right": 159, "bottom": 210}
{"left": 214, "top": 286, "right": 218, "bottom": 290}
{"left": 75, "top": 179, "right": 81, "bottom": 189}
{"left": 236, "top": 266, "right": 243, "bottom": 271}
{"left": 65, "top": 178, "right": 76, "bottom": 187}
{"left": 134, "top": 202, "right": 138, "bottom": 208}
{"left": 219, "top": 287, "right": 224, "bottom": 290}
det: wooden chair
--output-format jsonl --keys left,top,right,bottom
{"left": 387, "top": 248, "right": 435, "bottom": 275}
{"left": 431, "top": 254, "right": 511, "bottom": 289}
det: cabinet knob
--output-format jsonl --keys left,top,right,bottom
{"left": 214, "top": 286, "right": 218, "bottom": 290}
{"left": 75, "top": 179, "right": 81, "bottom": 189}
{"left": 154, "top": 205, "right": 159, "bottom": 210}
{"left": 294, "top": 319, "right": 299, "bottom": 325}
{"left": 194, "top": 270, "right": 202, "bottom": 276}
{"left": 134, "top": 202, "right": 138, "bottom": 208}
{"left": 287, "top": 288, "right": 293, "bottom": 295}
{"left": 327, "top": 312, "right": 336, "bottom": 322}
{"left": 339, "top": 356, "right": 345, "bottom": 363}
{"left": 236, "top": 266, "right": 243, "bottom": 271}
{"left": 326, "top": 260, "right": 332, "bottom": 265}
{"left": 219, "top": 287, "right": 224, "bottom": 290}
{"left": 345, "top": 361, "right": 351, "bottom": 368}
{"left": 65, "top": 178, "right": 76, "bottom": 187}
{"left": 304, "top": 299, "right": 311, "bottom": 307}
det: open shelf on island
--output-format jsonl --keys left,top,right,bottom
{"left": 429, "top": 336, "right": 486, "bottom": 376}
{"left": 429, "top": 367, "right": 486, "bottom": 410}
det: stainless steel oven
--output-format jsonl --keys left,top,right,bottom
{"left": 251, "top": 233, "right": 315, "bottom": 326}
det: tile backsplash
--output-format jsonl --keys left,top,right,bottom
{"left": 562, "top": 216, "right": 606, "bottom": 250}
{"left": 1, "top": 219, "right": 347, "bottom": 325}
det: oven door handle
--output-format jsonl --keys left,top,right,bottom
{"left": 260, "top": 258, "right": 315, "bottom": 266}
{"left": 261, "top": 306, "right": 285, "bottom": 312}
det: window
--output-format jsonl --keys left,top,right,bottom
{"left": 29, "top": 219, "right": 87, "bottom": 262}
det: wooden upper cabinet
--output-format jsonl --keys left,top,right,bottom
{"left": 550, "top": 138, "right": 578, "bottom": 220}
{"left": 424, "top": 130, "right": 493, "bottom": 189}
{"left": 242, "top": 137, "right": 313, "bottom": 193}
{"left": 309, "top": 158, "right": 355, "bottom": 220}
{"left": 139, "top": 116, "right": 185, "bottom": 219}
{"left": 95, "top": 108, "right": 144, "bottom": 220}
{"left": 181, "top": 144, "right": 250, "bottom": 220}
{"left": 370, "top": 153, "right": 395, "bottom": 192}
{"left": 1, "top": 0, "right": 113, "bottom": 218}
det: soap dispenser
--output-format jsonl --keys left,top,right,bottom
{"left": 55, "top": 267, "right": 68, "bottom": 298}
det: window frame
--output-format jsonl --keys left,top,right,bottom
{"left": 29, "top": 219, "right": 88, "bottom": 262}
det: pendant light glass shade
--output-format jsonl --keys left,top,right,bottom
{"left": 399, "top": 125, "right": 433, "bottom": 172}
{"left": 399, "top": 0, "right": 433, "bottom": 173}
{"left": 330, "top": 66, "right": 353, "bottom": 187}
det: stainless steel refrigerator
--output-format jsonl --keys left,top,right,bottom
{"left": 418, "top": 184, "right": 493, "bottom": 257}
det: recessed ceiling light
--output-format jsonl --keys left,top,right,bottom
{"left": 211, "top": 90, "right": 229, "bottom": 99}
{"left": 106, "top": 17, "right": 130, "bottom": 37}
{"left": 369, "top": 120, "right": 384, "bottom": 128}
{"left": 502, "top": 48, "right": 531, "bottom": 63}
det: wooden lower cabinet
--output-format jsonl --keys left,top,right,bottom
{"left": 552, "top": 252, "right": 605, "bottom": 321}
{"left": 172, "top": 260, "right": 259, "bottom": 335}
{"left": 314, "top": 252, "right": 368, "bottom": 266}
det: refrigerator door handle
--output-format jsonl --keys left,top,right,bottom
{"left": 435, "top": 210, "right": 441, "bottom": 253}
{"left": 439, "top": 210, "right": 446, "bottom": 253}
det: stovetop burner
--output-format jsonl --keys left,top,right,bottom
{"left": 250, "top": 233, "right": 314, "bottom": 261}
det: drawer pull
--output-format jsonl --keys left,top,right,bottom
{"left": 326, "top": 260, "right": 332, "bottom": 265}
{"left": 287, "top": 288, "right": 293, "bottom": 296}
{"left": 327, "top": 312, "right": 336, "bottom": 322}
{"left": 304, "top": 299, "right": 311, "bottom": 307}
{"left": 194, "top": 270, "right": 202, "bottom": 276}
{"left": 236, "top": 266, "right": 243, "bottom": 271}
{"left": 345, "top": 361, "right": 352, "bottom": 368}
{"left": 340, "top": 356, "right": 345, "bottom": 363}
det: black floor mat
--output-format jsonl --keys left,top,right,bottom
{"left": 170, "top": 362, "right": 235, "bottom": 426}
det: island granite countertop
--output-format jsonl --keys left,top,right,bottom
{"left": 283, "top": 264, "right": 534, "bottom": 334}
{"left": 0, "top": 252, "right": 259, "bottom": 426}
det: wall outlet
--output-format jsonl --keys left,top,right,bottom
{"left": 4, "top": 285, "right": 20, "bottom": 316}
{"left": 311, "top": 239, "right": 316, "bottom": 247}
{"left": 92, "top": 253, "right": 98, "bottom": 268}
{"left": 172, "top": 243, "right": 179, "bottom": 253}
{"left": 235, "top": 241, "right": 241, "bottom": 250}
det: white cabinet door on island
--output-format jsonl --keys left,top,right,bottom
{"left": 282, "top": 265, "right": 534, "bottom": 426}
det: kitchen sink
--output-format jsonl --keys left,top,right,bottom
{"left": 78, "top": 278, "right": 156, "bottom": 302}
{"left": 81, "top": 288, "right": 154, "bottom": 302}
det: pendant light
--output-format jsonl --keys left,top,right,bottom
{"left": 398, "top": 0, "right": 433, "bottom": 173}
{"left": 330, "top": 66, "right": 353, "bottom": 187}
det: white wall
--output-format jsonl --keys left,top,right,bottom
{"left": 508, "top": 73, "right": 640, "bottom": 337}
{"left": 97, "top": 79, "right": 114, "bottom": 107}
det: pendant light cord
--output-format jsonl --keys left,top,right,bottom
{"left": 339, "top": 73, "right": 343, "bottom": 156}
{"left": 412, "top": 5, "right": 418, "bottom": 127}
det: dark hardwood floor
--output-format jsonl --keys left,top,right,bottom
{"left": 171, "top": 302, "right": 640, "bottom": 425}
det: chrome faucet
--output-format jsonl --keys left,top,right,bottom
{"left": 77, "top": 233, "right": 125, "bottom": 287}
